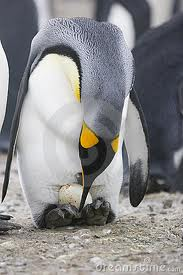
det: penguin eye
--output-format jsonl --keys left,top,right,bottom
{"left": 111, "top": 136, "right": 119, "bottom": 153}
{"left": 80, "top": 122, "right": 99, "bottom": 149}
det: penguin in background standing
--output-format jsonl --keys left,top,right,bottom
{"left": 95, "top": 0, "right": 183, "bottom": 49}
{"left": 35, "top": 0, "right": 53, "bottom": 29}
{"left": 95, "top": 0, "right": 150, "bottom": 49}
{"left": 132, "top": 13, "right": 183, "bottom": 192}
{"left": 0, "top": 0, "right": 38, "bottom": 152}
{"left": 0, "top": 42, "right": 20, "bottom": 231}
{"left": 2, "top": 18, "right": 149, "bottom": 228}
{"left": 0, "top": 42, "right": 8, "bottom": 132}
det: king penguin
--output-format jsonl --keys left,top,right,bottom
{"left": 2, "top": 18, "right": 149, "bottom": 228}
{"left": 35, "top": 0, "right": 52, "bottom": 28}
{"left": 95, "top": 0, "right": 150, "bottom": 49}
{"left": 95, "top": 0, "right": 183, "bottom": 49}
{"left": 0, "top": 41, "right": 8, "bottom": 134}
{"left": 0, "top": 0, "right": 38, "bottom": 152}
{"left": 133, "top": 13, "right": 183, "bottom": 192}
{"left": 0, "top": 42, "right": 16, "bottom": 231}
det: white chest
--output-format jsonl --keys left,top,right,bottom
{"left": 108, "top": 3, "right": 135, "bottom": 49}
{"left": 17, "top": 54, "right": 83, "bottom": 188}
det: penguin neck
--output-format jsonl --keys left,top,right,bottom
{"left": 58, "top": 55, "right": 80, "bottom": 102}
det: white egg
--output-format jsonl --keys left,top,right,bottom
{"left": 59, "top": 184, "right": 92, "bottom": 209}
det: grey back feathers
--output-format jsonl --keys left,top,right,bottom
{"left": 31, "top": 18, "right": 134, "bottom": 138}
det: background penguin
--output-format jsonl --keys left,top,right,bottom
{"left": 95, "top": 0, "right": 183, "bottom": 49}
{"left": 35, "top": 0, "right": 53, "bottom": 28}
{"left": 0, "top": 42, "right": 19, "bottom": 231}
{"left": 2, "top": 18, "right": 149, "bottom": 229}
{"left": 95, "top": 0, "right": 150, "bottom": 49}
{"left": 132, "top": 13, "right": 183, "bottom": 192}
{"left": 0, "top": 42, "right": 8, "bottom": 132}
{"left": 0, "top": 0, "right": 38, "bottom": 152}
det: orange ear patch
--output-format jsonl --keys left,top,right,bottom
{"left": 80, "top": 122, "right": 99, "bottom": 149}
{"left": 111, "top": 136, "right": 119, "bottom": 153}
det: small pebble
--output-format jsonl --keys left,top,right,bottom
{"left": 72, "top": 236, "right": 80, "bottom": 241}
{"left": 84, "top": 239, "right": 90, "bottom": 244}
{"left": 163, "top": 200, "right": 173, "bottom": 209}
{"left": 148, "top": 205, "right": 154, "bottom": 212}
{"left": 80, "top": 234, "right": 91, "bottom": 239}
{"left": 160, "top": 211, "right": 167, "bottom": 215}
{"left": 94, "top": 234, "right": 100, "bottom": 239}
{"left": 149, "top": 213, "right": 156, "bottom": 217}
{"left": 102, "top": 229, "right": 112, "bottom": 236}
{"left": 0, "top": 241, "right": 16, "bottom": 249}
{"left": 0, "top": 262, "right": 6, "bottom": 269}
{"left": 15, "top": 260, "right": 27, "bottom": 267}
{"left": 90, "top": 256, "right": 103, "bottom": 266}
{"left": 69, "top": 243, "right": 76, "bottom": 249}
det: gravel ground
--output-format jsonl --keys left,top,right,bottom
{"left": 0, "top": 154, "right": 183, "bottom": 275}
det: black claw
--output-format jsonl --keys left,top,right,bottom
{"left": 107, "top": 211, "right": 116, "bottom": 224}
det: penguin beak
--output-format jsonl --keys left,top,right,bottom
{"left": 79, "top": 122, "right": 101, "bottom": 211}
{"left": 79, "top": 142, "right": 102, "bottom": 211}
{"left": 79, "top": 173, "right": 94, "bottom": 211}
{"left": 79, "top": 123, "right": 119, "bottom": 211}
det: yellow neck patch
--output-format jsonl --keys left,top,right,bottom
{"left": 58, "top": 55, "right": 81, "bottom": 102}
{"left": 80, "top": 122, "right": 99, "bottom": 149}
{"left": 111, "top": 136, "right": 119, "bottom": 153}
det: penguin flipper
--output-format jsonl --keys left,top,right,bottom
{"left": 124, "top": 88, "right": 150, "bottom": 207}
{"left": 2, "top": 61, "right": 31, "bottom": 202}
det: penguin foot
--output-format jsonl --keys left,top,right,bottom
{"left": 44, "top": 204, "right": 80, "bottom": 229}
{"left": 80, "top": 198, "right": 115, "bottom": 226}
{"left": 0, "top": 221, "right": 21, "bottom": 232}
{"left": 0, "top": 215, "right": 21, "bottom": 232}
{"left": 0, "top": 214, "right": 12, "bottom": 220}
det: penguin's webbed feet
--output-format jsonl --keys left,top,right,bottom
{"left": 44, "top": 204, "right": 80, "bottom": 229}
{"left": 42, "top": 198, "right": 115, "bottom": 228}
{"left": 80, "top": 198, "right": 115, "bottom": 226}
